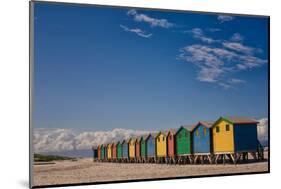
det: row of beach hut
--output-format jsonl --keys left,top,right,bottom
{"left": 92, "top": 117, "right": 264, "bottom": 164}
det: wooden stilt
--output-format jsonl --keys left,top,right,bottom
{"left": 230, "top": 153, "right": 236, "bottom": 164}
{"left": 215, "top": 154, "right": 220, "bottom": 164}
{"left": 194, "top": 155, "right": 198, "bottom": 164}
{"left": 208, "top": 155, "right": 212, "bottom": 164}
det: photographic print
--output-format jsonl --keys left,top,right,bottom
{"left": 30, "top": 1, "right": 269, "bottom": 188}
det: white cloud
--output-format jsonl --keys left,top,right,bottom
{"left": 230, "top": 33, "right": 244, "bottom": 42}
{"left": 218, "top": 82, "right": 232, "bottom": 90}
{"left": 217, "top": 15, "right": 234, "bottom": 23}
{"left": 178, "top": 30, "right": 267, "bottom": 88}
{"left": 198, "top": 67, "right": 224, "bottom": 82}
{"left": 218, "top": 78, "right": 246, "bottom": 90}
{"left": 228, "top": 78, "right": 246, "bottom": 84}
{"left": 33, "top": 128, "right": 151, "bottom": 153}
{"left": 120, "top": 25, "right": 152, "bottom": 38}
{"left": 127, "top": 9, "right": 137, "bottom": 16}
{"left": 257, "top": 118, "right": 268, "bottom": 146}
{"left": 222, "top": 42, "right": 255, "bottom": 54}
{"left": 187, "top": 28, "right": 218, "bottom": 44}
{"left": 179, "top": 44, "right": 234, "bottom": 83}
{"left": 127, "top": 9, "right": 174, "bottom": 28}
{"left": 207, "top": 28, "right": 221, "bottom": 32}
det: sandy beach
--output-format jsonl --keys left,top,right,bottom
{"left": 33, "top": 154, "right": 268, "bottom": 186}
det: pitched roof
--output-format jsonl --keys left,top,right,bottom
{"left": 145, "top": 132, "right": 158, "bottom": 139}
{"left": 101, "top": 144, "right": 107, "bottom": 147}
{"left": 136, "top": 136, "right": 142, "bottom": 141}
{"left": 107, "top": 143, "right": 112, "bottom": 147}
{"left": 121, "top": 139, "right": 129, "bottom": 144}
{"left": 156, "top": 130, "right": 168, "bottom": 138}
{"left": 116, "top": 141, "right": 121, "bottom": 145}
{"left": 166, "top": 128, "right": 177, "bottom": 135}
{"left": 128, "top": 138, "right": 137, "bottom": 143}
{"left": 136, "top": 136, "right": 145, "bottom": 141}
{"left": 182, "top": 124, "right": 197, "bottom": 131}
{"left": 141, "top": 134, "right": 150, "bottom": 140}
{"left": 225, "top": 116, "right": 258, "bottom": 124}
{"left": 198, "top": 121, "right": 214, "bottom": 128}
{"left": 92, "top": 145, "right": 98, "bottom": 149}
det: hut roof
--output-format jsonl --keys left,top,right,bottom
{"left": 92, "top": 145, "right": 98, "bottom": 150}
{"left": 156, "top": 130, "right": 168, "bottom": 138}
{"left": 212, "top": 117, "right": 258, "bottom": 127}
{"left": 111, "top": 140, "right": 118, "bottom": 146}
{"left": 166, "top": 128, "right": 177, "bottom": 135}
{"left": 141, "top": 134, "right": 150, "bottom": 140}
{"left": 136, "top": 136, "right": 142, "bottom": 142}
{"left": 107, "top": 143, "right": 112, "bottom": 147}
{"left": 128, "top": 137, "right": 137, "bottom": 143}
{"left": 145, "top": 132, "right": 158, "bottom": 140}
{"left": 182, "top": 124, "right": 197, "bottom": 131}
{"left": 198, "top": 121, "right": 214, "bottom": 128}
{"left": 225, "top": 117, "right": 258, "bottom": 124}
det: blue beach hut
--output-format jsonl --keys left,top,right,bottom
{"left": 192, "top": 121, "right": 214, "bottom": 154}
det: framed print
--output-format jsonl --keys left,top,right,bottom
{"left": 30, "top": 1, "right": 269, "bottom": 188}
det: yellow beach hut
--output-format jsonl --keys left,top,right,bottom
{"left": 128, "top": 138, "right": 136, "bottom": 161}
{"left": 156, "top": 131, "right": 167, "bottom": 162}
{"left": 107, "top": 143, "right": 112, "bottom": 160}
{"left": 212, "top": 116, "right": 259, "bottom": 163}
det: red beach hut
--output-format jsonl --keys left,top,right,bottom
{"left": 167, "top": 129, "right": 176, "bottom": 163}
{"left": 135, "top": 137, "right": 141, "bottom": 162}
{"left": 112, "top": 142, "right": 117, "bottom": 161}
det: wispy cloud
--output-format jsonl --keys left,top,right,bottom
{"left": 186, "top": 28, "right": 219, "bottom": 44}
{"left": 179, "top": 26, "right": 267, "bottom": 89}
{"left": 217, "top": 15, "right": 234, "bottom": 23}
{"left": 230, "top": 33, "right": 244, "bottom": 42}
{"left": 222, "top": 42, "right": 257, "bottom": 54}
{"left": 120, "top": 25, "right": 152, "bottom": 38}
{"left": 178, "top": 38, "right": 267, "bottom": 88}
{"left": 127, "top": 9, "right": 174, "bottom": 28}
{"left": 218, "top": 78, "right": 246, "bottom": 90}
{"left": 207, "top": 28, "right": 221, "bottom": 32}
{"left": 228, "top": 78, "right": 246, "bottom": 84}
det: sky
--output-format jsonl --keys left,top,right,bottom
{"left": 33, "top": 2, "right": 269, "bottom": 132}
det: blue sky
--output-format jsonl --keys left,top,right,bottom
{"left": 33, "top": 3, "right": 268, "bottom": 131}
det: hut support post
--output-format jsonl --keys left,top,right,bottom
{"left": 250, "top": 152, "right": 257, "bottom": 161}
{"left": 207, "top": 155, "right": 212, "bottom": 164}
{"left": 229, "top": 153, "right": 236, "bottom": 164}
{"left": 215, "top": 154, "right": 221, "bottom": 165}
{"left": 194, "top": 155, "right": 198, "bottom": 164}
{"left": 222, "top": 154, "right": 226, "bottom": 165}
{"left": 188, "top": 156, "right": 193, "bottom": 164}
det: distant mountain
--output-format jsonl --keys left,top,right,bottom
{"left": 33, "top": 117, "right": 268, "bottom": 156}
{"left": 34, "top": 153, "right": 77, "bottom": 161}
